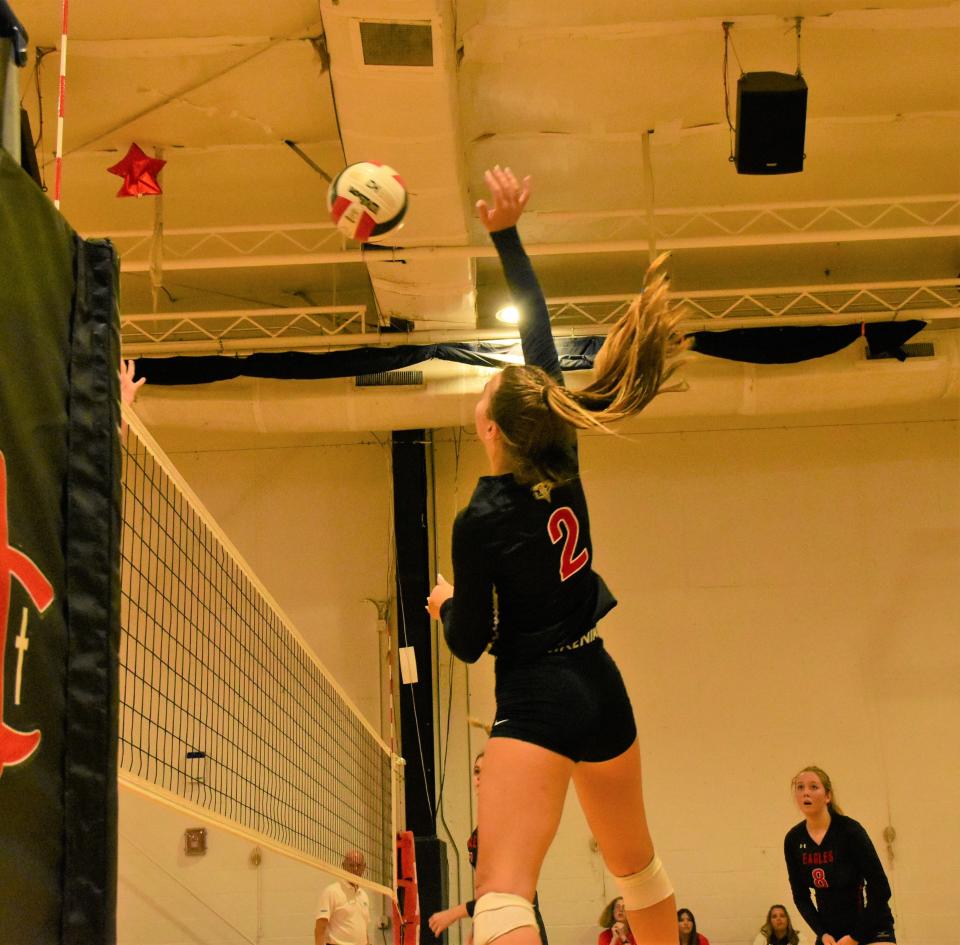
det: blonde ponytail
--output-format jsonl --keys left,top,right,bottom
{"left": 547, "top": 253, "right": 687, "bottom": 431}
{"left": 489, "top": 254, "right": 687, "bottom": 487}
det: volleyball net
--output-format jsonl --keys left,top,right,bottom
{"left": 117, "top": 407, "right": 398, "bottom": 895}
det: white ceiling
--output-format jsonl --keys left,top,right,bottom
{"left": 11, "top": 0, "right": 960, "bottom": 429}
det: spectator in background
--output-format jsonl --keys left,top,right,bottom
{"left": 315, "top": 850, "right": 370, "bottom": 945}
{"left": 677, "top": 908, "right": 709, "bottom": 945}
{"left": 598, "top": 897, "right": 636, "bottom": 945}
{"left": 752, "top": 904, "right": 803, "bottom": 945}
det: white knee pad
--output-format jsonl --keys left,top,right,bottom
{"left": 472, "top": 892, "right": 537, "bottom": 945}
{"left": 615, "top": 855, "right": 674, "bottom": 910}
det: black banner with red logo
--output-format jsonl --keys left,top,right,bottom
{"left": 0, "top": 149, "right": 120, "bottom": 944}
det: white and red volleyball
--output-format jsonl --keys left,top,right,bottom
{"left": 327, "top": 161, "right": 408, "bottom": 243}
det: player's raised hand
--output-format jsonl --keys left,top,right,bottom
{"left": 120, "top": 358, "right": 145, "bottom": 407}
{"left": 475, "top": 165, "right": 531, "bottom": 233}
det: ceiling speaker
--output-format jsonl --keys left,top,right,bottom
{"left": 735, "top": 71, "right": 808, "bottom": 174}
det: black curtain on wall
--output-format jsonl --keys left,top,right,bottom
{"left": 129, "top": 320, "right": 927, "bottom": 387}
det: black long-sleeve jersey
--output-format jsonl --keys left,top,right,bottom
{"left": 784, "top": 814, "right": 894, "bottom": 942}
{"left": 440, "top": 226, "right": 616, "bottom": 664}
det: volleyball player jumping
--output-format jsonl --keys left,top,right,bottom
{"left": 427, "top": 166, "right": 686, "bottom": 945}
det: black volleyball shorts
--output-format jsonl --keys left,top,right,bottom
{"left": 490, "top": 639, "right": 637, "bottom": 763}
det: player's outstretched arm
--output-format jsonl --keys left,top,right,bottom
{"left": 478, "top": 167, "right": 562, "bottom": 384}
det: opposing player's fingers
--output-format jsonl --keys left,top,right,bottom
{"left": 517, "top": 182, "right": 531, "bottom": 211}
{"left": 495, "top": 165, "right": 513, "bottom": 195}
{"left": 484, "top": 168, "right": 503, "bottom": 199}
{"left": 475, "top": 199, "right": 490, "bottom": 220}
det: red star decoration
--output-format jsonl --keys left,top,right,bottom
{"left": 107, "top": 143, "right": 166, "bottom": 197}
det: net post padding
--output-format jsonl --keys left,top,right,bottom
{"left": 393, "top": 830, "right": 419, "bottom": 945}
{"left": 62, "top": 236, "right": 123, "bottom": 945}
{"left": 117, "top": 405, "right": 399, "bottom": 896}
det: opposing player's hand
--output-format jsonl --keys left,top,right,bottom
{"left": 426, "top": 573, "right": 453, "bottom": 620}
{"left": 832, "top": 937, "right": 856, "bottom": 945}
{"left": 120, "top": 358, "right": 145, "bottom": 407}
{"left": 475, "top": 166, "right": 531, "bottom": 233}
{"left": 428, "top": 910, "right": 456, "bottom": 935}
{"left": 820, "top": 936, "right": 839, "bottom": 945}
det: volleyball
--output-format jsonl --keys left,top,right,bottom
{"left": 327, "top": 161, "right": 408, "bottom": 243}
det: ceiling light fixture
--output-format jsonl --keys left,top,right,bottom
{"left": 495, "top": 305, "right": 520, "bottom": 324}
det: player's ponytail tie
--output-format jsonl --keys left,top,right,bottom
{"left": 540, "top": 385, "right": 551, "bottom": 407}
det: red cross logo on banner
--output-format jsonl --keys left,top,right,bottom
{"left": 0, "top": 451, "right": 55, "bottom": 777}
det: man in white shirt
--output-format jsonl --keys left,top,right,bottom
{"left": 315, "top": 850, "right": 371, "bottom": 945}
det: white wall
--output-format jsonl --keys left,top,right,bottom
{"left": 432, "top": 404, "right": 960, "bottom": 945}
{"left": 118, "top": 427, "right": 396, "bottom": 945}
{"left": 116, "top": 398, "right": 959, "bottom": 945}
{"left": 118, "top": 789, "right": 389, "bottom": 945}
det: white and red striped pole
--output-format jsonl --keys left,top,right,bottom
{"left": 382, "top": 610, "right": 397, "bottom": 753}
{"left": 53, "top": 0, "right": 69, "bottom": 209}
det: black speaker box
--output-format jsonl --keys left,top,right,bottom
{"left": 415, "top": 835, "right": 449, "bottom": 945}
{"left": 735, "top": 71, "right": 807, "bottom": 174}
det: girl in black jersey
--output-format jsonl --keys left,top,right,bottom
{"left": 784, "top": 766, "right": 895, "bottom": 945}
{"left": 426, "top": 167, "right": 686, "bottom": 945}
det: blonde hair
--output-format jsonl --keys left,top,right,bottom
{"left": 793, "top": 765, "right": 844, "bottom": 815}
{"left": 490, "top": 253, "right": 687, "bottom": 486}
{"left": 760, "top": 904, "right": 799, "bottom": 945}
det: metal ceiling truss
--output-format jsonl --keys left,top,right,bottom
{"left": 552, "top": 280, "right": 960, "bottom": 327}
{"left": 96, "top": 223, "right": 345, "bottom": 267}
{"left": 539, "top": 194, "right": 960, "bottom": 242}
{"left": 121, "top": 305, "right": 368, "bottom": 354}
{"left": 99, "top": 194, "right": 960, "bottom": 272}
{"left": 122, "top": 280, "right": 960, "bottom": 356}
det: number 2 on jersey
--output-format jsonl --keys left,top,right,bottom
{"left": 548, "top": 507, "right": 589, "bottom": 581}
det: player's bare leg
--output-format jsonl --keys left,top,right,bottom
{"left": 572, "top": 741, "right": 676, "bottom": 945}
{"left": 473, "top": 737, "right": 574, "bottom": 945}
